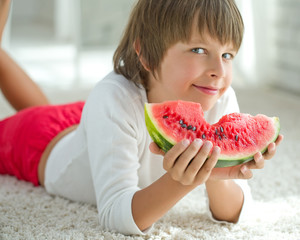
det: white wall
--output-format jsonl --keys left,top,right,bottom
{"left": 271, "top": 0, "right": 300, "bottom": 93}
{"left": 80, "top": 0, "right": 136, "bottom": 46}
{"left": 10, "top": 0, "right": 136, "bottom": 46}
{"left": 12, "top": 0, "right": 54, "bottom": 23}
{"left": 235, "top": 0, "right": 300, "bottom": 92}
{"left": 234, "top": 0, "right": 275, "bottom": 87}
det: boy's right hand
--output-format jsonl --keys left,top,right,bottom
{"left": 149, "top": 139, "right": 220, "bottom": 186}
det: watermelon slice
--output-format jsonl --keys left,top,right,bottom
{"left": 145, "top": 100, "right": 280, "bottom": 168}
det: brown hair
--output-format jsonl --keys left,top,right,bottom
{"left": 113, "top": 0, "right": 244, "bottom": 89}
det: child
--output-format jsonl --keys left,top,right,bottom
{"left": 0, "top": 0, "right": 283, "bottom": 235}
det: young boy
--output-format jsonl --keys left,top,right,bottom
{"left": 0, "top": 0, "right": 283, "bottom": 235}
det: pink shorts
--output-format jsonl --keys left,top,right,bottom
{"left": 0, "top": 101, "right": 84, "bottom": 186}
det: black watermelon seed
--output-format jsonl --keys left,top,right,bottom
{"left": 215, "top": 129, "right": 218, "bottom": 135}
{"left": 220, "top": 126, "right": 224, "bottom": 132}
{"left": 235, "top": 135, "right": 239, "bottom": 141}
{"left": 179, "top": 120, "right": 184, "bottom": 125}
{"left": 202, "top": 134, "right": 206, "bottom": 139}
{"left": 187, "top": 125, "right": 193, "bottom": 130}
{"left": 163, "top": 115, "right": 168, "bottom": 119}
{"left": 181, "top": 124, "right": 187, "bottom": 128}
{"left": 192, "top": 126, "right": 197, "bottom": 131}
{"left": 219, "top": 135, "right": 222, "bottom": 140}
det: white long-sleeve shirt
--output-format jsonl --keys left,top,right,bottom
{"left": 45, "top": 71, "right": 252, "bottom": 235}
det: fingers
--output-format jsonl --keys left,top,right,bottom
{"left": 174, "top": 140, "right": 209, "bottom": 184}
{"left": 160, "top": 135, "right": 284, "bottom": 184}
{"left": 163, "top": 139, "right": 220, "bottom": 185}
{"left": 244, "top": 151, "right": 267, "bottom": 171}
{"left": 209, "top": 135, "right": 284, "bottom": 181}
{"left": 239, "top": 165, "right": 253, "bottom": 179}
{"left": 262, "top": 134, "right": 283, "bottom": 160}
{"left": 260, "top": 135, "right": 282, "bottom": 161}
{"left": 192, "top": 145, "right": 219, "bottom": 184}
{"left": 263, "top": 142, "right": 276, "bottom": 160}
{"left": 163, "top": 139, "right": 190, "bottom": 170}
{"left": 185, "top": 142, "right": 215, "bottom": 176}
{"left": 149, "top": 142, "right": 165, "bottom": 156}
{"left": 240, "top": 136, "right": 283, "bottom": 177}
{"left": 173, "top": 139, "right": 203, "bottom": 172}
{"left": 246, "top": 134, "right": 283, "bottom": 170}
{"left": 275, "top": 134, "right": 284, "bottom": 146}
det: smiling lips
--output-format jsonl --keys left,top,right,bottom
{"left": 193, "top": 85, "right": 219, "bottom": 95}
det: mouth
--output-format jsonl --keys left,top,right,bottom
{"left": 193, "top": 85, "right": 219, "bottom": 96}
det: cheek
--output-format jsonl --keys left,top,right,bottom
{"left": 224, "top": 72, "right": 233, "bottom": 90}
{"left": 162, "top": 51, "right": 199, "bottom": 79}
{"left": 165, "top": 62, "right": 199, "bottom": 88}
{"left": 160, "top": 61, "right": 190, "bottom": 87}
{"left": 225, "top": 65, "right": 233, "bottom": 85}
{"left": 218, "top": 73, "right": 232, "bottom": 98}
{"left": 178, "top": 58, "right": 200, "bottom": 77}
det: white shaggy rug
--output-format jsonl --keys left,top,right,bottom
{"left": 1, "top": 87, "right": 300, "bottom": 240}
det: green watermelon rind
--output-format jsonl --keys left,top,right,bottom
{"left": 145, "top": 103, "right": 280, "bottom": 168}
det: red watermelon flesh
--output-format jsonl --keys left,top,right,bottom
{"left": 145, "top": 100, "right": 280, "bottom": 167}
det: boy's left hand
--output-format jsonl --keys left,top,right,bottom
{"left": 209, "top": 134, "right": 284, "bottom": 180}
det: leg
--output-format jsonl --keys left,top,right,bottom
{"left": 0, "top": 0, "right": 10, "bottom": 44}
{"left": 0, "top": 49, "right": 50, "bottom": 110}
{"left": 0, "top": 0, "right": 49, "bottom": 111}
{"left": 0, "top": 101, "right": 84, "bottom": 186}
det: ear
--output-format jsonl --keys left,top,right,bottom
{"left": 133, "top": 39, "right": 150, "bottom": 72}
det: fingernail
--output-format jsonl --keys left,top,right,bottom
{"left": 215, "top": 146, "right": 221, "bottom": 154}
{"left": 182, "top": 139, "right": 190, "bottom": 147}
{"left": 204, "top": 141, "right": 213, "bottom": 149}
{"left": 241, "top": 165, "right": 248, "bottom": 175}
{"left": 194, "top": 138, "right": 202, "bottom": 146}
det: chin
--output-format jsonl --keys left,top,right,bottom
{"left": 199, "top": 101, "right": 216, "bottom": 112}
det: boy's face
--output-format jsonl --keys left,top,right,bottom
{"left": 147, "top": 26, "right": 237, "bottom": 112}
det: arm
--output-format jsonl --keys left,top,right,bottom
{"left": 134, "top": 139, "right": 220, "bottom": 231}
{"left": 205, "top": 179, "right": 243, "bottom": 223}
{"left": 206, "top": 134, "right": 283, "bottom": 223}
{"left": 202, "top": 88, "right": 283, "bottom": 223}
{"left": 132, "top": 172, "right": 196, "bottom": 231}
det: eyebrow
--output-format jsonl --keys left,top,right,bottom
{"left": 188, "top": 38, "right": 237, "bottom": 52}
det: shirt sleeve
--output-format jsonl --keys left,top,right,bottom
{"left": 205, "top": 87, "right": 254, "bottom": 223}
{"left": 82, "top": 81, "right": 148, "bottom": 235}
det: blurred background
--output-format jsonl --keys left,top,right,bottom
{"left": 1, "top": 0, "right": 300, "bottom": 96}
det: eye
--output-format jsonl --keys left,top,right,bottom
{"left": 222, "top": 53, "right": 234, "bottom": 60}
{"left": 191, "top": 48, "right": 205, "bottom": 54}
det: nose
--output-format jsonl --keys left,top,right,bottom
{"left": 206, "top": 56, "right": 226, "bottom": 79}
